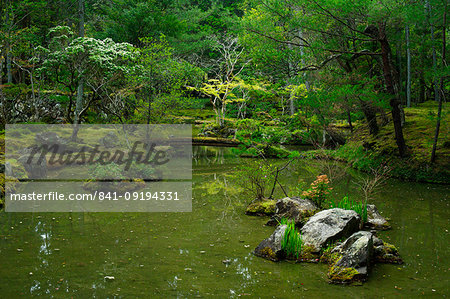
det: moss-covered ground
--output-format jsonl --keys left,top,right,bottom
{"left": 304, "top": 101, "right": 449, "bottom": 183}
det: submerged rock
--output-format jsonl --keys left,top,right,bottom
{"left": 373, "top": 236, "right": 403, "bottom": 264}
{"left": 328, "top": 231, "right": 373, "bottom": 284}
{"left": 254, "top": 225, "right": 287, "bottom": 261}
{"left": 301, "top": 208, "right": 361, "bottom": 252}
{"left": 245, "top": 199, "right": 277, "bottom": 216}
{"left": 266, "top": 197, "right": 318, "bottom": 226}
{"left": 366, "top": 204, "right": 391, "bottom": 230}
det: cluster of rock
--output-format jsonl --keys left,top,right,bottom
{"left": 252, "top": 198, "right": 402, "bottom": 284}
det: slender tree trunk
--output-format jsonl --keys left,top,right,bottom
{"left": 287, "top": 42, "right": 295, "bottom": 116}
{"left": 430, "top": 5, "right": 446, "bottom": 163}
{"left": 426, "top": 0, "right": 440, "bottom": 102}
{"left": 347, "top": 108, "right": 353, "bottom": 133}
{"left": 298, "top": 28, "right": 310, "bottom": 92}
{"left": 6, "top": 52, "right": 12, "bottom": 84}
{"left": 5, "top": 5, "right": 12, "bottom": 84}
{"left": 378, "top": 23, "right": 407, "bottom": 157}
{"left": 71, "top": 0, "right": 85, "bottom": 141}
{"left": 405, "top": 25, "right": 411, "bottom": 107}
{"left": 361, "top": 100, "right": 378, "bottom": 135}
{"left": 0, "top": 56, "right": 3, "bottom": 84}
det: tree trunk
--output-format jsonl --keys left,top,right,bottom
{"left": 405, "top": 25, "right": 411, "bottom": 107}
{"left": 6, "top": 52, "right": 12, "bottom": 84}
{"left": 0, "top": 56, "right": 3, "bottom": 84}
{"left": 426, "top": 0, "right": 439, "bottom": 102}
{"left": 71, "top": 0, "right": 85, "bottom": 141}
{"left": 347, "top": 108, "right": 353, "bottom": 133}
{"left": 430, "top": 5, "right": 446, "bottom": 163}
{"left": 378, "top": 23, "right": 407, "bottom": 157}
{"left": 361, "top": 100, "right": 378, "bottom": 135}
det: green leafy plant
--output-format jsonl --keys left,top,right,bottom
{"left": 279, "top": 218, "right": 302, "bottom": 259}
{"left": 302, "top": 174, "right": 332, "bottom": 208}
{"left": 329, "top": 196, "right": 368, "bottom": 223}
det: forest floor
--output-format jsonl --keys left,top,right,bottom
{"left": 304, "top": 101, "right": 449, "bottom": 183}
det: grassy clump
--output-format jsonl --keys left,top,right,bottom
{"left": 279, "top": 218, "right": 302, "bottom": 259}
{"left": 329, "top": 196, "right": 367, "bottom": 223}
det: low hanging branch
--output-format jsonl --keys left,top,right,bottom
{"left": 269, "top": 159, "right": 293, "bottom": 199}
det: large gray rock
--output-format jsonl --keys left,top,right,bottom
{"left": 366, "top": 204, "right": 391, "bottom": 230}
{"left": 254, "top": 225, "right": 287, "bottom": 261}
{"left": 266, "top": 197, "right": 318, "bottom": 226}
{"left": 18, "top": 153, "right": 47, "bottom": 179}
{"left": 301, "top": 208, "right": 361, "bottom": 252}
{"left": 328, "top": 231, "right": 373, "bottom": 283}
{"left": 35, "top": 132, "right": 68, "bottom": 152}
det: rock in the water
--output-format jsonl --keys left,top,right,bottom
{"left": 266, "top": 197, "right": 318, "bottom": 226}
{"left": 245, "top": 199, "right": 276, "bottom": 216}
{"left": 373, "top": 237, "right": 403, "bottom": 264}
{"left": 328, "top": 231, "right": 373, "bottom": 283}
{"left": 254, "top": 225, "right": 287, "bottom": 261}
{"left": 301, "top": 208, "right": 361, "bottom": 252}
{"left": 366, "top": 204, "right": 391, "bottom": 230}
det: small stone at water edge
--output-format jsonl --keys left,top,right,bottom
{"left": 104, "top": 276, "right": 115, "bottom": 281}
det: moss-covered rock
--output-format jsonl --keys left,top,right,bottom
{"left": 328, "top": 265, "right": 361, "bottom": 283}
{"left": 298, "top": 245, "right": 320, "bottom": 262}
{"left": 254, "top": 225, "right": 287, "bottom": 262}
{"left": 245, "top": 199, "right": 277, "bottom": 216}
{"left": 327, "top": 231, "right": 373, "bottom": 284}
{"left": 267, "top": 197, "right": 318, "bottom": 226}
{"left": 320, "top": 245, "right": 342, "bottom": 265}
{"left": 373, "top": 239, "right": 403, "bottom": 264}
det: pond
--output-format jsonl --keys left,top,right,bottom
{"left": 0, "top": 146, "right": 448, "bottom": 297}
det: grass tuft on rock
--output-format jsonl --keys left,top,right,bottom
{"left": 279, "top": 218, "right": 302, "bottom": 259}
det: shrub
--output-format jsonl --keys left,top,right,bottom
{"left": 232, "top": 160, "right": 275, "bottom": 200}
{"left": 302, "top": 174, "right": 332, "bottom": 208}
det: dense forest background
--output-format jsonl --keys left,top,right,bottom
{"left": 0, "top": 0, "right": 448, "bottom": 179}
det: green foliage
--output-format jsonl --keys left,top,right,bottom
{"left": 301, "top": 174, "right": 332, "bottom": 208}
{"left": 89, "top": 163, "right": 125, "bottom": 181}
{"left": 329, "top": 196, "right": 368, "bottom": 223}
{"left": 279, "top": 218, "right": 302, "bottom": 259}
{"left": 232, "top": 160, "right": 275, "bottom": 200}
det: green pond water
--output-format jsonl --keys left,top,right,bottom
{"left": 0, "top": 146, "right": 449, "bottom": 298}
